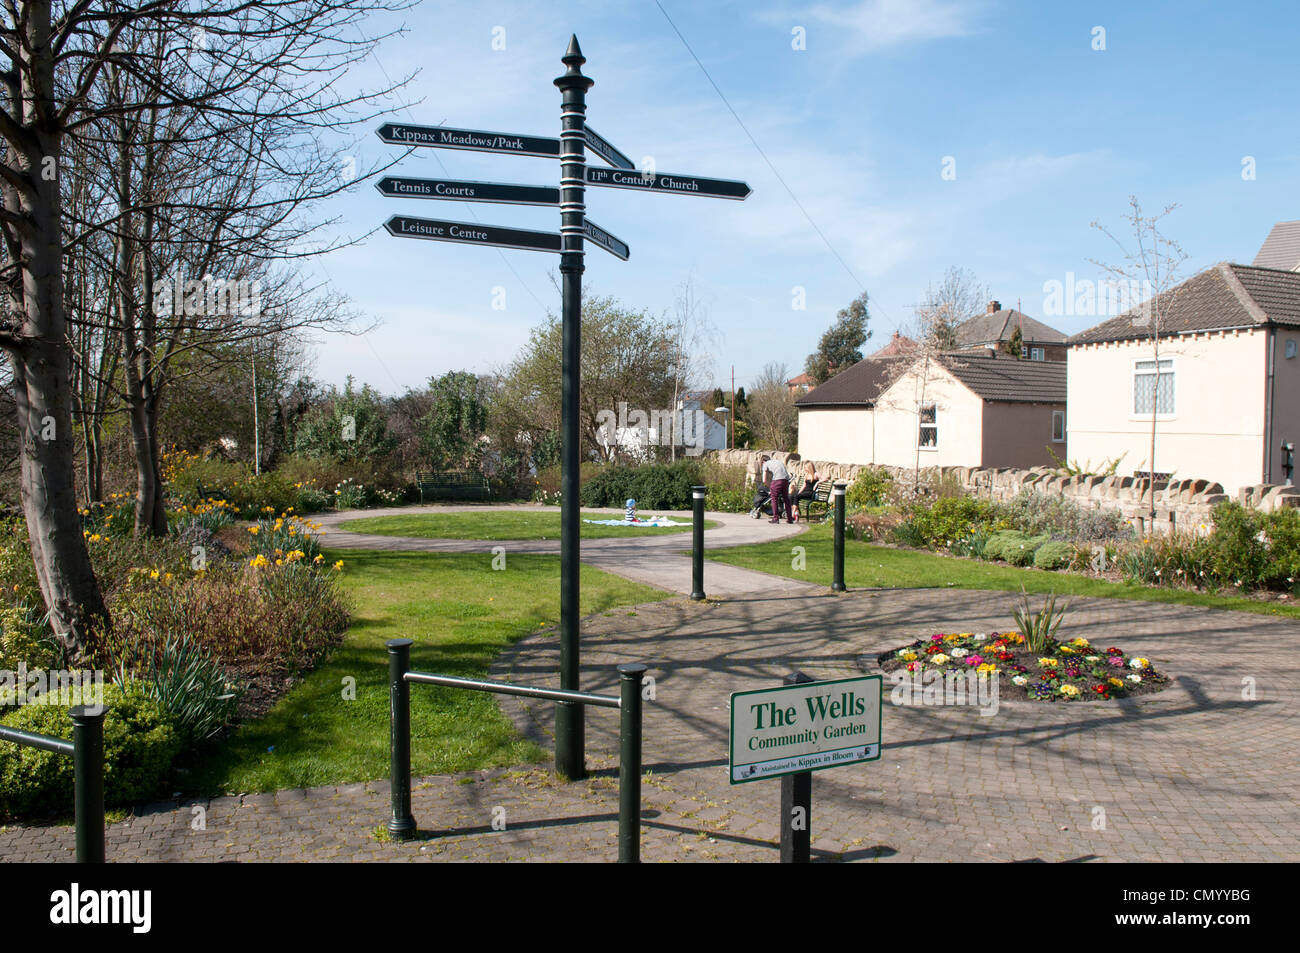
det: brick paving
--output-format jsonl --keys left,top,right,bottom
{"left": 4, "top": 511, "right": 1298, "bottom": 862}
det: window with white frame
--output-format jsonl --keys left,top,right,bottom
{"left": 1052, "top": 410, "right": 1065, "bottom": 442}
{"left": 1134, "top": 358, "right": 1174, "bottom": 415}
{"left": 919, "top": 404, "right": 937, "bottom": 449}
{"left": 1030, "top": 347, "right": 1045, "bottom": 361}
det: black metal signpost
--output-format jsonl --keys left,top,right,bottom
{"left": 377, "top": 35, "right": 750, "bottom": 781}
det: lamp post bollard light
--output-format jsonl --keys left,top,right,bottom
{"left": 691, "top": 485, "right": 707, "bottom": 600}
{"left": 554, "top": 37, "right": 594, "bottom": 781}
{"left": 832, "top": 481, "right": 847, "bottom": 592}
{"left": 387, "top": 638, "right": 417, "bottom": 840}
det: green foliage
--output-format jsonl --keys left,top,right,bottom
{"left": 0, "top": 684, "right": 183, "bottom": 818}
{"left": 903, "top": 496, "right": 1007, "bottom": 549}
{"left": 1033, "top": 540, "right": 1075, "bottom": 570}
{"left": 846, "top": 467, "right": 893, "bottom": 509}
{"left": 294, "top": 376, "right": 396, "bottom": 464}
{"left": 1010, "top": 588, "right": 1069, "bottom": 653}
{"left": 1000, "top": 324, "right": 1024, "bottom": 358}
{"left": 1006, "top": 533, "right": 1051, "bottom": 566}
{"left": 1202, "top": 501, "right": 1269, "bottom": 587}
{"left": 1261, "top": 509, "right": 1300, "bottom": 589}
{"left": 949, "top": 529, "right": 990, "bottom": 558}
{"left": 805, "top": 291, "right": 869, "bottom": 384}
{"left": 108, "top": 633, "right": 240, "bottom": 741}
{"left": 580, "top": 461, "right": 704, "bottom": 509}
{"left": 1045, "top": 446, "right": 1127, "bottom": 478}
{"left": 705, "top": 486, "right": 751, "bottom": 513}
{"left": 0, "top": 604, "right": 58, "bottom": 672}
{"left": 1008, "top": 488, "right": 1130, "bottom": 541}
{"left": 419, "top": 371, "right": 490, "bottom": 470}
{"left": 982, "top": 530, "right": 1035, "bottom": 562}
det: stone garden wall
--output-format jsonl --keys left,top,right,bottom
{"left": 708, "top": 448, "right": 1300, "bottom": 532}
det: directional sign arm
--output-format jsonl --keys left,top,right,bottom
{"left": 583, "top": 126, "right": 635, "bottom": 170}
{"left": 376, "top": 123, "right": 560, "bottom": 158}
{"left": 376, "top": 176, "right": 559, "bottom": 207}
{"left": 384, "top": 216, "right": 561, "bottom": 253}
{"left": 585, "top": 166, "right": 751, "bottom": 200}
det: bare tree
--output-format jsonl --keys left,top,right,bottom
{"left": 667, "top": 275, "right": 716, "bottom": 461}
{"left": 747, "top": 362, "right": 797, "bottom": 450}
{"left": 0, "top": 0, "right": 407, "bottom": 657}
{"left": 1091, "top": 196, "right": 1188, "bottom": 524}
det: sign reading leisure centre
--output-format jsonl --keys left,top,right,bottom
{"left": 729, "top": 675, "right": 882, "bottom": 784}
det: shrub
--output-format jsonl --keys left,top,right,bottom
{"left": 982, "top": 530, "right": 1033, "bottom": 562}
{"left": 1261, "top": 508, "right": 1300, "bottom": 589}
{"left": 0, "top": 684, "right": 183, "bottom": 818}
{"left": 1202, "top": 501, "right": 1268, "bottom": 588}
{"left": 1033, "top": 540, "right": 1074, "bottom": 570}
{"left": 890, "top": 520, "right": 928, "bottom": 548}
{"left": 905, "top": 497, "right": 1007, "bottom": 549}
{"left": 1006, "top": 533, "right": 1052, "bottom": 566}
{"left": 846, "top": 467, "right": 893, "bottom": 509}
{"left": 1007, "top": 489, "right": 1131, "bottom": 542}
{"left": 1010, "top": 589, "right": 1069, "bottom": 654}
{"left": 107, "top": 632, "right": 240, "bottom": 742}
{"left": 580, "top": 461, "right": 703, "bottom": 509}
{"left": 849, "top": 509, "right": 903, "bottom": 542}
{"left": 705, "top": 485, "right": 751, "bottom": 513}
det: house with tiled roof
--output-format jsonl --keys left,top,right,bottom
{"left": 795, "top": 350, "right": 1066, "bottom": 469}
{"left": 1067, "top": 262, "right": 1300, "bottom": 493}
{"left": 1253, "top": 221, "right": 1300, "bottom": 272}
{"left": 954, "top": 301, "right": 1068, "bottom": 361}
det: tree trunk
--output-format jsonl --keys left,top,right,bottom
{"left": 2, "top": 1, "right": 109, "bottom": 660}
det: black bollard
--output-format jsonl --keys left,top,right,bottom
{"left": 617, "top": 663, "right": 648, "bottom": 862}
{"left": 832, "top": 481, "right": 847, "bottom": 592}
{"left": 691, "top": 484, "right": 706, "bottom": 600}
{"left": 386, "top": 639, "right": 417, "bottom": 839}
{"left": 71, "top": 706, "right": 105, "bottom": 863}
{"left": 779, "top": 672, "right": 815, "bottom": 863}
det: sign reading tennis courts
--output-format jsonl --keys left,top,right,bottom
{"left": 729, "top": 675, "right": 881, "bottom": 784}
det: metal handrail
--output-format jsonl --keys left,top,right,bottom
{"left": 0, "top": 706, "right": 105, "bottom": 862}
{"left": 386, "top": 639, "right": 647, "bottom": 862}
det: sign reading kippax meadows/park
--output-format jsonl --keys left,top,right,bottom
{"left": 585, "top": 165, "right": 751, "bottom": 200}
{"left": 384, "top": 215, "right": 560, "bottom": 253}
{"left": 376, "top": 122, "right": 561, "bottom": 158}
{"left": 729, "top": 675, "right": 881, "bottom": 784}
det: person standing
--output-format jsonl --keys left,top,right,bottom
{"left": 762, "top": 455, "right": 793, "bottom": 524}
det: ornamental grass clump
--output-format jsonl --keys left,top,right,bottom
{"left": 1011, "top": 588, "right": 1069, "bottom": 654}
{"left": 107, "top": 631, "right": 240, "bottom": 741}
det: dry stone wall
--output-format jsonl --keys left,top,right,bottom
{"left": 710, "top": 448, "right": 1300, "bottom": 532}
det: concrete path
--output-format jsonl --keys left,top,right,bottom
{"left": 314, "top": 503, "right": 816, "bottom": 598}
{"left": 4, "top": 585, "right": 1296, "bottom": 862}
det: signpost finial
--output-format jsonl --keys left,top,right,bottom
{"left": 556, "top": 35, "right": 592, "bottom": 90}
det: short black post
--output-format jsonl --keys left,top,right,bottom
{"left": 690, "top": 485, "right": 706, "bottom": 600}
{"left": 70, "top": 706, "right": 104, "bottom": 864}
{"left": 617, "top": 662, "right": 647, "bottom": 863}
{"left": 831, "top": 481, "right": 847, "bottom": 592}
{"left": 386, "top": 638, "right": 417, "bottom": 840}
{"left": 780, "top": 671, "right": 815, "bottom": 863}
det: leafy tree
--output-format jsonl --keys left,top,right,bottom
{"left": 293, "top": 377, "right": 395, "bottom": 464}
{"left": 1001, "top": 325, "right": 1024, "bottom": 358}
{"left": 805, "top": 292, "right": 870, "bottom": 384}
{"left": 419, "top": 371, "right": 490, "bottom": 470}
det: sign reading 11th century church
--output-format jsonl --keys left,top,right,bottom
{"left": 729, "top": 675, "right": 882, "bottom": 784}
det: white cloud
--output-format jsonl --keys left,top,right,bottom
{"left": 768, "top": 0, "right": 989, "bottom": 53}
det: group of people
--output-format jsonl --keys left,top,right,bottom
{"left": 755, "top": 454, "right": 818, "bottom": 524}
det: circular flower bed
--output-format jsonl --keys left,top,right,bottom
{"left": 877, "top": 631, "right": 1169, "bottom": 702}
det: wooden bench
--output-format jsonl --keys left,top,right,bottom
{"left": 195, "top": 482, "right": 229, "bottom": 503}
{"left": 802, "top": 480, "right": 834, "bottom": 523}
{"left": 416, "top": 470, "right": 490, "bottom": 503}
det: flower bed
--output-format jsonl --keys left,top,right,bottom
{"left": 877, "top": 631, "right": 1169, "bottom": 702}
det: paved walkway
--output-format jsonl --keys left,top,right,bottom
{"left": 314, "top": 503, "right": 816, "bottom": 597}
{"left": 4, "top": 510, "right": 1297, "bottom": 862}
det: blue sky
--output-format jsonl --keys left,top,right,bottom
{"left": 305, "top": 0, "right": 1300, "bottom": 394}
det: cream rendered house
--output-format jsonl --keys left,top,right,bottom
{"left": 796, "top": 351, "right": 1066, "bottom": 469}
{"left": 1066, "top": 263, "right": 1300, "bottom": 494}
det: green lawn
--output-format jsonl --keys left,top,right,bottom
{"left": 339, "top": 510, "right": 718, "bottom": 540}
{"left": 708, "top": 523, "right": 1300, "bottom": 619}
{"left": 184, "top": 549, "right": 665, "bottom": 794}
